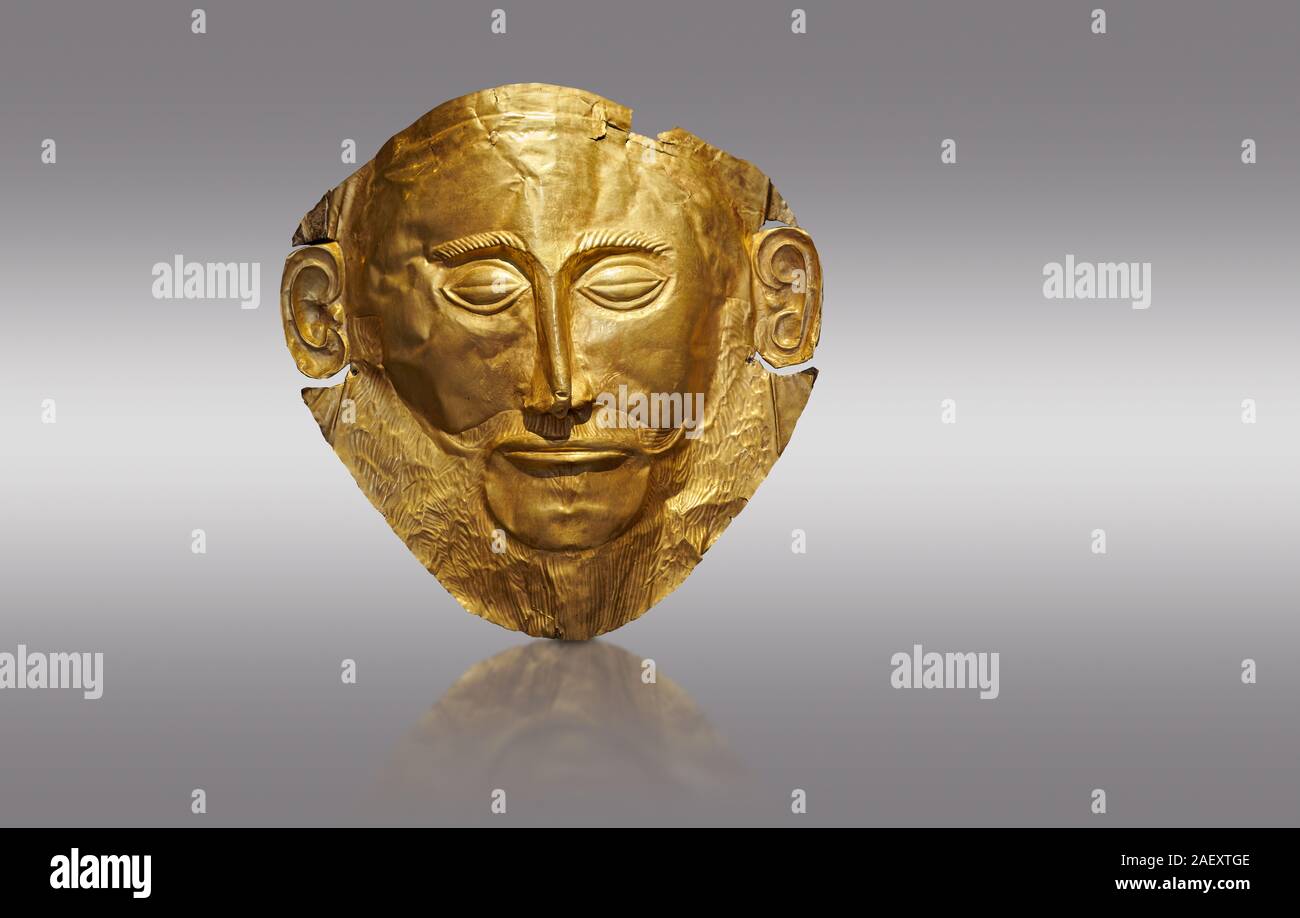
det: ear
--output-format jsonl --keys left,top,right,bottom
{"left": 749, "top": 226, "right": 822, "bottom": 368}
{"left": 281, "top": 242, "right": 348, "bottom": 378}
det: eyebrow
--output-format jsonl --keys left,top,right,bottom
{"left": 428, "top": 230, "right": 528, "bottom": 262}
{"left": 428, "top": 229, "right": 673, "bottom": 263}
{"left": 572, "top": 230, "right": 672, "bottom": 257}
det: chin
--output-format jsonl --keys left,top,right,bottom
{"left": 483, "top": 450, "right": 652, "bottom": 552}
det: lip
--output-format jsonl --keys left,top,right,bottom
{"left": 497, "top": 443, "right": 631, "bottom": 475}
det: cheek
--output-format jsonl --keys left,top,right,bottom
{"left": 381, "top": 287, "right": 538, "bottom": 433}
{"left": 570, "top": 307, "right": 684, "bottom": 394}
{"left": 569, "top": 271, "right": 716, "bottom": 396}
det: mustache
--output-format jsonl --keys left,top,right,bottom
{"left": 427, "top": 408, "right": 684, "bottom": 458}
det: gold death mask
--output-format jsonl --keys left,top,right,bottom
{"left": 281, "top": 84, "right": 822, "bottom": 639}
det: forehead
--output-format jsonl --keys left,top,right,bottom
{"left": 365, "top": 126, "right": 734, "bottom": 262}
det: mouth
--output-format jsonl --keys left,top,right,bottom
{"left": 497, "top": 442, "right": 631, "bottom": 476}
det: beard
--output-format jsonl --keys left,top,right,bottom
{"left": 303, "top": 297, "right": 812, "bottom": 639}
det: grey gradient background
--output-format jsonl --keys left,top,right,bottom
{"left": 1, "top": 0, "right": 1297, "bottom": 826}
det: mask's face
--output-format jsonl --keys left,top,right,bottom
{"left": 281, "top": 84, "right": 822, "bottom": 639}
{"left": 359, "top": 129, "right": 734, "bottom": 551}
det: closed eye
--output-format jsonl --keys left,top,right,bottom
{"left": 439, "top": 259, "right": 529, "bottom": 314}
{"left": 575, "top": 257, "right": 668, "bottom": 311}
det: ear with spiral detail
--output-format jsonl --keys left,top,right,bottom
{"left": 749, "top": 226, "right": 822, "bottom": 368}
{"left": 280, "top": 242, "right": 348, "bottom": 378}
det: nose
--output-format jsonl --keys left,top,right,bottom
{"left": 525, "top": 279, "right": 580, "bottom": 417}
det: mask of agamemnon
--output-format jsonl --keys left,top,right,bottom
{"left": 281, "top": 84, "right": 822, "bottom": 639}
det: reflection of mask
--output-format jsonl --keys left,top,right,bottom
{"left": 281, "top": 84, "right": 823, "bottom": 638}
{"left": 375, "top": 642, "right": 746, "bottom": 824}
